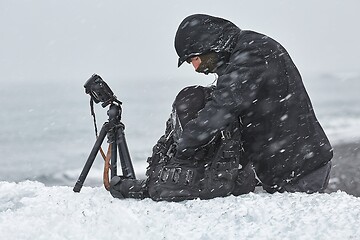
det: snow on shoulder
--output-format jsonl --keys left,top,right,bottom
{"left": 1, "top": 181, "right": 359, "bottom": 240}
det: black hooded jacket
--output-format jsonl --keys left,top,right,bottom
{"left": 174, "top": 14, "right": 333, "bottom": 191}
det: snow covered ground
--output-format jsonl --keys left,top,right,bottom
{"left": 1, "top": 181, "right": 359, "bottom": 240}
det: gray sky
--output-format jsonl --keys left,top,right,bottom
{"left": 1, "top": 0, "right": 359, "bottom": 83}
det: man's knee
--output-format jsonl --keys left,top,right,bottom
{"left": 173, "top": 85, "right": 210, "bottom": 126}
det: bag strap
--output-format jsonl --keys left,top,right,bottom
{"left": 102, "top": 144, "right": 112, "bottom": 191}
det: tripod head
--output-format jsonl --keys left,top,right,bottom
{"left": 84, "top": 73, "right": 123, "bottom": 141}
{"left": 84, "top": 74, "right": 122, "bottom": 108}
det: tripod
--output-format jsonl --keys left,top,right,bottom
{"left": 73, "top": 102, "right": 136, "bottom": 193}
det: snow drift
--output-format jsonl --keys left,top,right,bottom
{"left": 1, "top": 181, "right": 359, "bottom": 240}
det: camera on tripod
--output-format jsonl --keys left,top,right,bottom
{"left": 84, "top": 74, "right": 122, "bottom": 108}
{"left": 73, "top": 74, "right": 136, "bottom": 193}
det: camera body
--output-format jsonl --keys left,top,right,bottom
{"left": 84, "top": 74, "right": 121, "bottom": 108}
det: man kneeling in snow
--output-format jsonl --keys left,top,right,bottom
{"left": 110, "top": 14, "right": 333, "bottom": 201}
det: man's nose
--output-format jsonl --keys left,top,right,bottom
{"left": 191, "top": 57, "right": 201, "bottom": 70}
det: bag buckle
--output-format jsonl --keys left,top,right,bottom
{"left": 159, "top": 167, "right": 182, "bottom": 183}
{"left": 185, "top": 170, "right": 194, "bottom": 185}
{"left": 159, "top": 167, "right": 170, "bottom": 182}
{"left": 221, "top": 130, "right": 231, "bottom": 140}
{"left": 171, "top": 168, "right": 182, "bottom": 183}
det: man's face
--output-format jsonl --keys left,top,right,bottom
{"left": 186, "top": 52, "right": 220, "bottom": 75}
{"left": 187, "top": 56, "right": 202, "bottom": 71}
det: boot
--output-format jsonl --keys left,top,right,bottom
{"left": 109, "top": 176, "right": 148, "bottom": 199}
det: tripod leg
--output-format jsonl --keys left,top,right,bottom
{"left": 116, "top": 127, "right": 136, "bottom": 179}
{"left": 111, "top": 135, "right": 118, "bottom": 178}
{"left": 73, "top": 123, "right": 108, "bottom": 192}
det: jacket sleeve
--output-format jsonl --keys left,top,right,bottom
{"left": 176, "top": 42, "right": 270, "bottom": 158}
